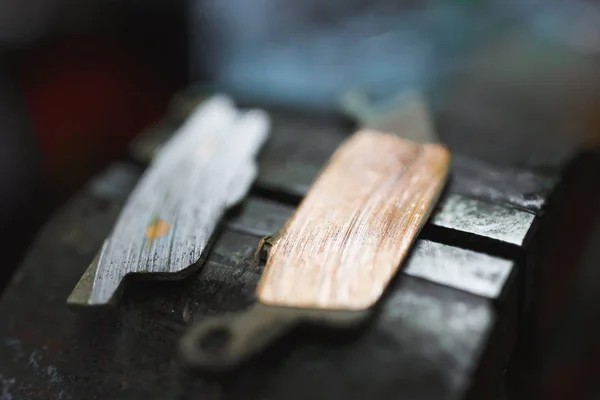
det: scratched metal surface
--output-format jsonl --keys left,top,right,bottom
{"left": 450, "top": 155, "right": 555, "bottom": 215}
{"left": 0, "top": 109, "right": 554, "bottom": 399}
{"left": 257, "top": 130, "right": 450, "bottom": 310}
{"left": 431, "top": 194, "right": 535, "bottom": 247}
{"left": 73, "top": 96, "right": 270, "bottom": 306}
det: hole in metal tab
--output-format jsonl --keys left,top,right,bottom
{"left": 198, "top": 326, "right": 232, "bottom": 354}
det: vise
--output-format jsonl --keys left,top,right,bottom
{"left": 0, "top": 88, "right": 567, "bottom": 400}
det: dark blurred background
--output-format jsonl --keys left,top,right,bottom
{"left": 0, "top": 0, "right": 188, "bottom": 285}
{"left": 2, "top": 0, "right": 600, "bottom": 398}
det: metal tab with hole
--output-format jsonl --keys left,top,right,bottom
{"left": 67, "top": 95, "right": 271, "bottom": 307}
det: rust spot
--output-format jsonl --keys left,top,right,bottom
{"left": 145, "top": 217, "right": 170, "bottom": 240}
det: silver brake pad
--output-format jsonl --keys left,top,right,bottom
{"left": 68, "top": 95, "right": 271, "bottom": 307}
